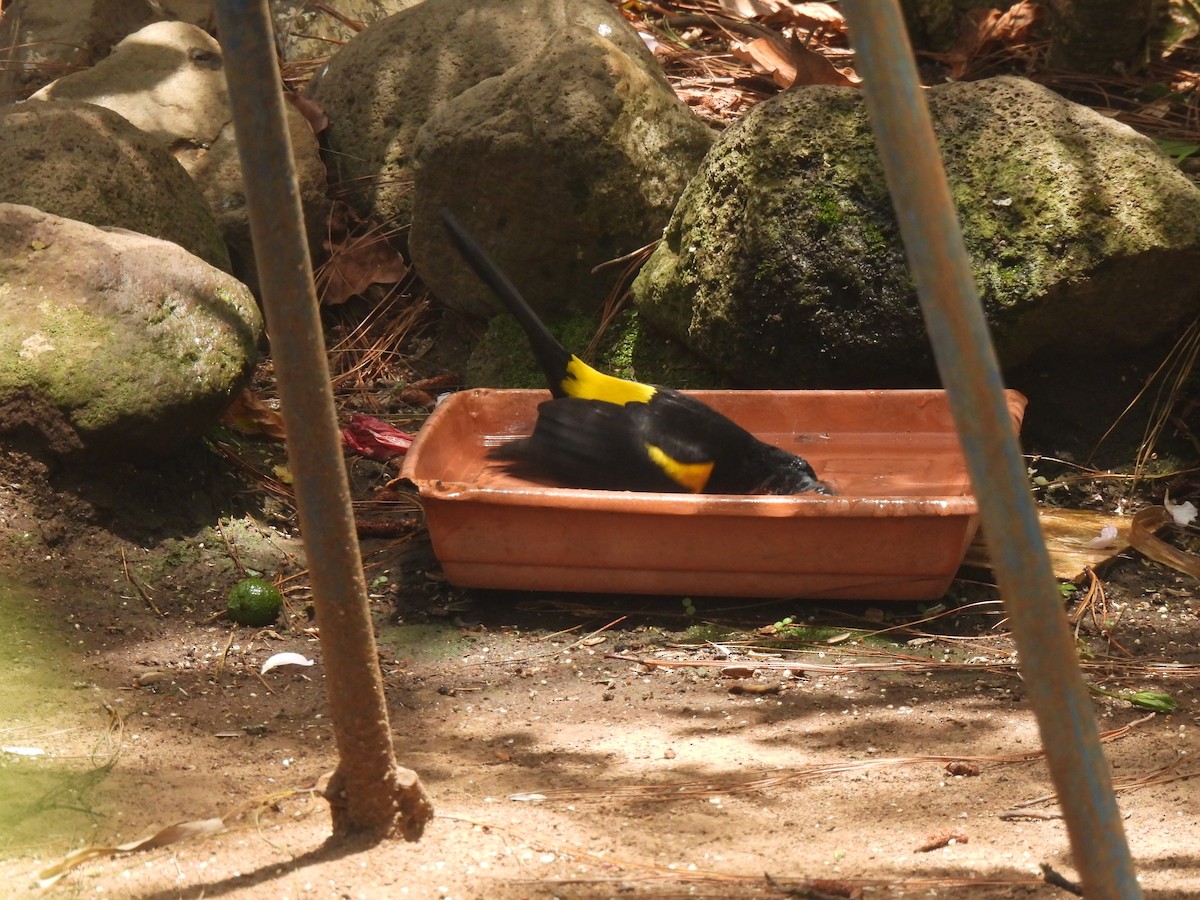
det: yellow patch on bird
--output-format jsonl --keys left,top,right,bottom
{"left": 563, "top": 356, "right": 655, "bottom": 405}
{"left": 644, "top": 444, "right": 714, "bottom": 493}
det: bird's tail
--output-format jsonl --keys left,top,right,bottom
{"left": 440, "top": 210, "right": 572, "bottom": 398}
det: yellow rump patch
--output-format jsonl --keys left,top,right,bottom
{"left": 563, "top": 356, "right": 655, "bottom": 405}
{"left": 645, "top": 443, "right": 714, "bottom": 493}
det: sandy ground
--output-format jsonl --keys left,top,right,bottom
{"left": 0, "top": 445, "right": 1198, "bottom": 899}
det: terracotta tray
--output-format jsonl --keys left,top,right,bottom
{"left": 400, "top": 388, "right": 1027, "bottom": 600}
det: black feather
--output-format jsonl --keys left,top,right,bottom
{"left": 492, "top": 398, "right": 685, "bottom": 492}
{"left": 440, "top": 210, "right": 832, "bottom": 496}
{"left": 441, "top": 212, "right": 572, "bottom": 397}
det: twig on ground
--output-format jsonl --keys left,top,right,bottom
{"left": 216, "top": 521, "right": 247, "bottom": 578}
{"left": 120, "top": 548, "right": 164, "bottom": 617}
{"left": 562, "top": 616, "right": 628, "bottom": 652}
{"left": 216, "top": 629, "right": 237, "bottom": 675}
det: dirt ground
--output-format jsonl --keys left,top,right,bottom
{"left": 0, "top": 440, "right": 1198, "bottom": 900}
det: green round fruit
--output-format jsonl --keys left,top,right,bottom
{"left": 226, "top": 577, "right": 283, "bottom": 627}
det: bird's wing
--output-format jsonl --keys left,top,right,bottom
{"left": 633, "top": 390, "right": 756, "bottom": 463}
{"left": 639, "top": 391, "right": 830, "bottom": 495}
{"left": 490, "top": 397, "right": 705, "bottom": 492}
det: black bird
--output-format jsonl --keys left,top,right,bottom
{"left": 440, "top": 211, "right": 832, "bottom": 496}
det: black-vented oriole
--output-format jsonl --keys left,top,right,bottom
{"left": 440, "top": 211, "right": 832, "bottom": 496}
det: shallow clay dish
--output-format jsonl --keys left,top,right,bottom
{"left": 400, "top": 388, "right": 1027, "bottom": 600}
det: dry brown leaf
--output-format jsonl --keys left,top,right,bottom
{"left": 717, "top": 0, "right": 778, "bottom": 19}
{"left": 915, "top": 830, "right": 969, "bottom": 852}
{"left": 1130, "top": 506, "right": 1200, "bottom": 578}
{"left": 285, "top": 91, "right": 329, "bottom": 135}
{"left": 37, "top": 818, "right": 225, "bottom": 888}
{"left": 731, "top": 37, "right": 797, "bottom": 88}
{"left": 991, "top": 0, "right": 1039, "bottom": 43}
{"left": 720, "top": 665, "right": 757, "bottom": 678}
{"left": 790, "top": 37, "right": 859, "bottom": 87}
{"left": 728, "top": 682, "right": 782, "bottom": 695}
{"left": 945, "top": 760, "right": 981, "bottom": 777}
{"left": 941, "top": 10, "right": 1000, "bottom": 80}
{"left": 731, "top": 33, "right": 858, "bottom": 89}
{"left": 318, "top": 229, "right": 408, "bottom": 305}
{"left": 942, "top": 1, "right": 1041, "bottom": 79}
{"left": 963, "top": 506, "right": 1133, "bottom": 582}
{"left": 771, "top": 1, "right": 846, "bottom": 31}
{"left": 220, "top": 388, "right": 287, "bottom": 440}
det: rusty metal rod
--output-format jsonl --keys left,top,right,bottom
{"left": 839, "top": 2, "right": 1139, "bottom": 896}
{"left": 212, "top": 1, "right": 429, "bottom": 836}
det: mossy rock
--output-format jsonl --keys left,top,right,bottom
{"left": 0, "top": 204, "right": 262, "bottom": 460}
{"left": 633, "top": 76, "right": 1200, "bottom": 390}
{"left": 465, "top": 309, "right": 724, "bottom": 390}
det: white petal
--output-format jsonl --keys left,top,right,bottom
{"left": 1164, "top": 492, "right": 1198, "bottom": 526}
{"left": 261, "top": 652, "right": 315, "bottom": 674}
{"left": 1083, "top": 524, "right": 1119, "bottom": 549}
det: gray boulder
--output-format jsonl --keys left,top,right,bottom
{"left": 0, "top": 205, "right": 262, "bottom": 460}
{"left": 0, "top": 0, "right": 165, "bottom": 96}
{"left": 0, "top": 101, "right": 231, "bottom": 271}
{"left": 30, "top": 21, "right": 229, "bottom": 147}
{"left": 632, "top": 76, "right": 1200, "bottom": 391}
{"left": 27, "top": 21, "right": 328, "bottom": 290}
{"left": 185, "top": 112, "right": 329, "bottom": 293}
{"left": 409, "top": 26, "right": 716, "bottom": 319}
{"left": 273, "top": 0, "right": 424, "bottom": 63}
{"left": 307, "top": 0, "right": 659, "bottom": 226}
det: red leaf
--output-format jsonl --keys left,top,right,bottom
{"left": 342, "top": 414, "right": 414, "bottom": 461}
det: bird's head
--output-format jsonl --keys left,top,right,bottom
{"left": 755, "top": 450, "right": 834, "bottom": 496}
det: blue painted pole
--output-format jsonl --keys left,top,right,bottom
{"left": 840, "top": 2, "right": 1140, "bottom": 896}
